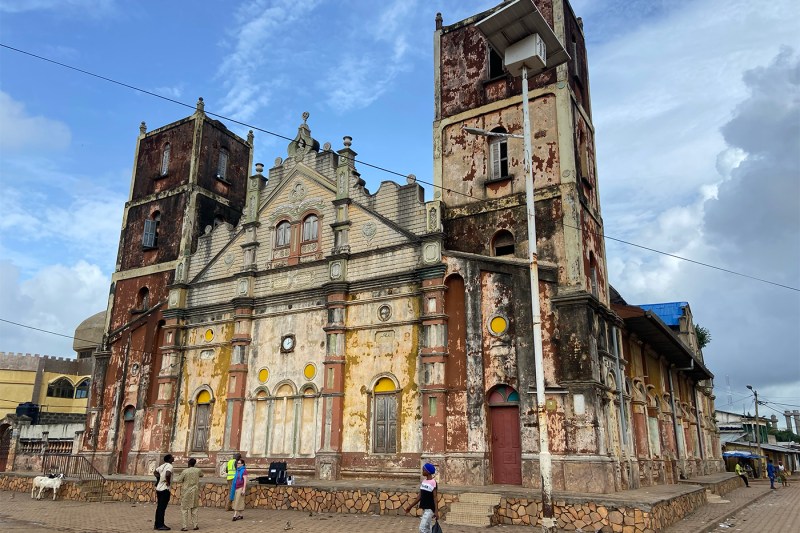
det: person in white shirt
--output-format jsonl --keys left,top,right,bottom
{"left": 154, "top": 454, "right": 175, "bottom": 530}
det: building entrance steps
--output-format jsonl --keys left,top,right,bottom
{"left": 446, "top": 492, "right": 501, "bottom": 527}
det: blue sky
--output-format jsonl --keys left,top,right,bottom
{"left": 1, "top": 0, "right": 798, "bottom": 423}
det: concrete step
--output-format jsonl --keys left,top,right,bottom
{"left": 457, "top": 492, "right": 502, "bottom": 505}
{"left": 445, "top": 511, "right": 493, "bottom": 527}
{"left": 449, "top": 502, "right": 496, "bottom": 515}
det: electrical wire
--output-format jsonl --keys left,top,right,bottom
{"left": 1, "top": 42, "right": 798, "bottom": 293}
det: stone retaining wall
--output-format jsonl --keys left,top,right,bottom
{"left": 496, "top": 488, "right": 707, "bottom": 532}
{"left": 0, "top": 473, "right": 707, "bottom": 532}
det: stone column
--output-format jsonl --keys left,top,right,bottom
{"left": 793, "top": 411, "right": 800, "bottom": 435}
{"left": 784, "top": 411, "right": 794, "bottom": 433}
{"left": 418, "top": 267, "right": 447, "bottom": 474}
{"left": 317, "top": 282, "right": 349, "bottom": 480}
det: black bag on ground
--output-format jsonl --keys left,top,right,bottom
{"left": 265, "top": 461, "right": 287, "bottom": 485}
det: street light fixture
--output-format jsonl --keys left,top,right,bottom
{"left": 469, "top": 2, "right": 569, "bottom": 532}
{"left": 746, "top": 385, "right": 765, "bottom": 477}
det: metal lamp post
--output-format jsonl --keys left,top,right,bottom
{"left": 746, "top": 385, "right": 765, "bottom": 477}
{"left": 470, "top": 2, "right": 569, "bottom": 531}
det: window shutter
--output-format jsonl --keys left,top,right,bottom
{"left": 387, "top": 396, "right": 397, "bottom": 453}
{"left": 490, "top": 140, "right": 502, "bottom": 179}
{"left": 143, "top": 219, "right": 156, "bottom": 248}
{"left": 374, "top": 395, "right": 387, "bottom": 453}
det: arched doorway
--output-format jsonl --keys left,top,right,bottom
{"left": 488, "top": 385, "right": 521, "bottom": 485}
{"left": 119, "top": 406, "right": 136, "bottom": 474}
{"left": 0, "top": 423, "right": 12, "bottom": 472}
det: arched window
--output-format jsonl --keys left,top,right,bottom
{"left": 302, "top": 214, "right": 318, "bottom": 242}
{"left": 160, "top": 143, "right": 170, "bottom": 177}
{"left": 489, "top": 127, "right": 509, "bottom": 180}
{"left": 487, "top": 384, "right": 520, "bottom": 406}
{"left": 298, "top": 386, "right": 317, "bottom": 455}
{"left": 491, "top": 230, "right": 515, "bottom": 257}
{"left": 252, "top": 389, "right": 269, "bottom": 455}
{"left": 275, "top": 221, "right": 291, "bottom": 247}
{"left": 47, "top": 378, "right": 74, "bottom": 399}
{"left": 136, "top": 287, "right": 149, "bottom": 310}
{"left": 373, "top": 377, "right": 398, "bottom": 453}
{"left": 143, "top": 211, "right": 160, "bottom": 249}
{"left": 216, "top": 148, "right": 229, "bottom": 180}
{"left": 74, "top": 378, "right": 91, "bottom": 399}
{"left": 589, "top": 252, "right": 598, "bottom": 297}
{"left": 192, "top": 389, "right": 212, "bottom": 452}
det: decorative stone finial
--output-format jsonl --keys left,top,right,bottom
{"left": 435, "top": 12, "right": 443, "bottom": 30}
{"left": 302, "top": 111, "right": 310, "bottom": 124}
{"left": 247, "top": 130, "right": 254, "bottom": 145}
{"left": 139, "top": 121, "right": 147, "bottom": 135}
{"left": 407, "top": 174, "right": 416, "bottom": 184}
{"left": 343, "top": 136, "right": 352, "bottom": 148}
{"left": 322, "top": 142, "right": 332, "bottom": 152}
{"left": 255, "top": 163, "right": 264, "bottom": 174}
{"left": 196, "top": 97, "right": 205, "bottom": 112}
{"left": 274, "top": 157, "right": 283, "bottom": 167}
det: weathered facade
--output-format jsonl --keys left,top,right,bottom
{"left": 79, "top": 0, "right": 722, "bottom": 493}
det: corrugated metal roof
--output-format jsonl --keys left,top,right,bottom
{"left": 636, "top": 302, "right": 688, "bottom": 327}
{"left": 720, "top": 432, "right": 748, "bottom": 444}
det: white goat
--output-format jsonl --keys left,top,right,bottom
{"left": 31, "top": 473, "right": 64, "bottom": 500}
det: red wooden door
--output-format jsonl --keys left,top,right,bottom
{"left": 119, "top": 420, "right": 134, "bottom": 473}
{"left": 491, "top": 406, "right": 522, "bottom": 484}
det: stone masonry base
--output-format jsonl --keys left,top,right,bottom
{"left": 0, "top": 472, "right": 721, "bottom": 532}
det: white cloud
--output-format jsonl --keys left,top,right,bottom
{"left": 0, "top": 91, "right": 71, "bottom": 151}
{"left": 0, "top": 260, "right": 108, "bottom": 357}
{"left": 154, "top": 85, "right": 184, "bottom": 100}
{"left": 594, "top": 0, "right": 800, "bottom": 406}
{"left": 215, "top": 0, "right": 322, "bottom": 122}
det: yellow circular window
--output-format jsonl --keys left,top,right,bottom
{"left": 303, "top": 363, "right": 316, "bottom": 380}
{"left": 204, "top": 329, "right": 214, "bottom": 342}
{"left": 489, "top": 315, "right": 508, "bottom": 336}
{"left": 258, "top": 368, "right": 269, "bottom": 383}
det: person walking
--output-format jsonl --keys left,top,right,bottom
{"left": 154, "top": 454, "right": 175, "bottom": 531}
{"left": 224, "top": 453, "right": 241, "bottom": 512}
{"left": 735, "top": 461, "right": 750, "bottom": 487}
{"left": 766, "top": 458, "right": 776, "bottom": 489}
{"left": 174, "top": 458, "right": 204, "bottom": 531}
{"left": 229, "top": 458, "right": 248, "bottom": 521}
{"left": 777, "top": 462, "right": 788, "bottom": 487}
{"left": 403, "top": 463, "right": 438, "bottom": 533}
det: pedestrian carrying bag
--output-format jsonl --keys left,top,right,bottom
{"left": 153, "top": 467, "right": 161, "bottom": 487}
{"left": 432, "top": 520, "right": 443, "bottom": 533}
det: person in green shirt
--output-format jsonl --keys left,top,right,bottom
{"left": 735, "top": 461, "right": 749, "bottom": 487}
{"left": 224, "top": 453, "right": 241, "bottom": 511}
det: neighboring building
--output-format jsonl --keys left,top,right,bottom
{"left": 73, "top": 311, "right": 106, "bottom": 360}
{"left": 78, "top": 0, "right": 722, "bottom": 493}
{"left": 0, "top": 352, "right": 93, "bottom": 471}
{"left": 612, "top": 296, "right": 721, "bottom": 486}
{"left": 0, "top": 352, "right": 92, "bottom": 421}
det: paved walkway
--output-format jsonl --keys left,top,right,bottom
{"left": 0, "top": 490, "right": 518, "bottom": 533}
{"left": 665, "top": 476, "right": 798, "bottom": 533}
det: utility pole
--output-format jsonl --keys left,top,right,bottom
{"left": 747, "top": 385, "right": 764, "bottom": 477}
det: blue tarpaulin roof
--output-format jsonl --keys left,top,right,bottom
{"left": 636, "top": 302, "right": 688, "bottom": 327}
{"left": 723, "top": 451, "right": 764, "bottom": 458}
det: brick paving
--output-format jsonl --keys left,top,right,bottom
{"left": 665, "top": 475, "right": 799, "bottom": 533}
{"left": 0, "top": 490, "right": 522, "bottom": 533}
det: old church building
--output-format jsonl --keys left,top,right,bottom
{"left": 81, "top": 0, "right": 722, "bottom": 493}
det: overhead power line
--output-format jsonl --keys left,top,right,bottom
{"left": 1, "top": 43, "right": 797, "bottom": 293}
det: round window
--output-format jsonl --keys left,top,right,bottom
{"left": 204, "top": 329, "right": 214, "bottom": 342}
{"left": 488, "top": 315, "right": 508, "bottom": 336}
{"left": 303, "top": 363, "right": 316, "bottom": 380}
{"left": 258, "top": 368, "right": 269, "bottom": 383}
